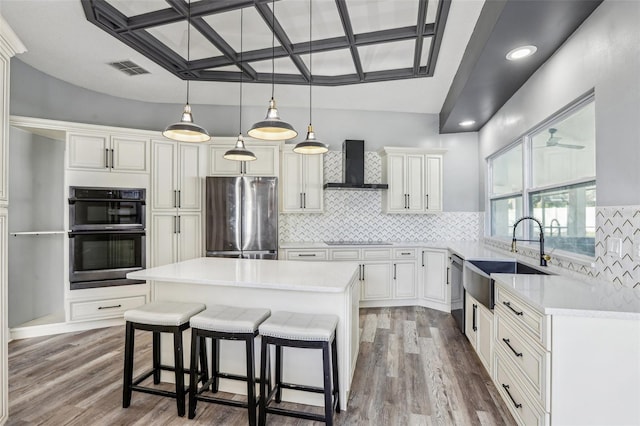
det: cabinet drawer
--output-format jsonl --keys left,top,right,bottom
{"left": 330, "top": 249, "right": 360, "bottom": 260}
{"left": 494, "top": 354, "right": 548, "bottom": 426}
{"left": 362, "top": 248, "right": 391, "bottom": 260}
{"left": 393, "top": 248, "right": 416, "bottom": 259}
{"left": 286, "top": 250, "right": 328, "bottom": 261}
{"left": 495, "top": 314, "right": 550, "bottom": 409}
{"left": 70, "top": 296, "right": 146, "bottom": 321}
{"left": 495, "top": 286, "right": 548, "bottom": 349}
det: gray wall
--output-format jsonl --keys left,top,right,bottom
{"left": 8, "top": 128, "right": 65, "bottom": 327}
{"left": 10, "top": 58, "right": 479, "bottom": 212}
{"left": 478, "top": 0, "right": 640, "bottom": 209}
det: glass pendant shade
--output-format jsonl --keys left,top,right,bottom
{"left": 293, "top": 125, "right": 328, "bottom": 154}
{"left": 224, "top": 134, "right": 256, "bottom": 161}
{"left": 163, "top": 104, "right": 211, "bottom": 142}
{"left": 248, "top": 98, "right": 298, "bottom": 141}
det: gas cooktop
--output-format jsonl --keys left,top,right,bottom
{"left": 324, "top": 241, "right": 393, "bottom": 246}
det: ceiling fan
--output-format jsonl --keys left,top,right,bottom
{"left": 544, "top": 128, "right": 585, "bottom": 149}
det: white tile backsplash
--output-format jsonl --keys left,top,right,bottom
{"left": 279, "top": 151, "right": 482, "bottom": 242}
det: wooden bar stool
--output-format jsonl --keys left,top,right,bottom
{"left": 122, "top": 301, "right": 206, "bottom": 417}
{"left": 258, "top": 311, "right": 340, "bottom": 426}
{"left": 188, "top": 305, "right": 271, "bottom": 425}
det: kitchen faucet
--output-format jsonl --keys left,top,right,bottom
{"left": 549, "top": 218, "right": 561, "bottom": 236}
{"left": 511, "top": 216, "right": 550, "bottom": 267}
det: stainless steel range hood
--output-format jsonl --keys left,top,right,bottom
{"left": 323, "top": 140, "right": 388, "bottom": 190}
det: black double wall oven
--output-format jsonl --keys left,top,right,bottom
{"left": 69, "top": 187, "right": 146, "bottom": 290}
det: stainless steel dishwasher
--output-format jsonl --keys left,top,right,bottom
{"left": 450, "top": 254, "right": 464, "bottom": 333}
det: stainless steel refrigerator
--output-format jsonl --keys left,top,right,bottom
{"left": 205, "top": 176, "right": 278, "bottom": 259}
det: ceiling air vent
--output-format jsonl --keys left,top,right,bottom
{"left": 108, "top": 60, "right": 149, "bottom": 76}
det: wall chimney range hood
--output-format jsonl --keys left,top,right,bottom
{"left": 324, "top": 140, "right": 388, "bottom": 190}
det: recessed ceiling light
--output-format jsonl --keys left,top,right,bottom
{"left": 506, "top": 45, "right": 538, "bottom": 61}
{"left": 459, "top": 120, "right": 476, "bottom": 127}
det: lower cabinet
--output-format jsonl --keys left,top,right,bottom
{"left": 69, "top": 295, "right": 146, "bottom": 321}
{"left": 421, "top": 248, "right": 449, "bottom": 312}
{"left": 151, "top": 212, "right": 202, "bottom": 266}
{"left": 465, "top": 292, "right": 493, "bottom": 374}
{"left": 361, "top": 262, "right": 392, "bottom": 300}
{"left": 393, "top": 261, "right": 417, "bottom": 298}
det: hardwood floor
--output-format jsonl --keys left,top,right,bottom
{"left": 7, "top": 307, "right": 515, "bottom": 425}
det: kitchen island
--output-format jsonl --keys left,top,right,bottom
{"left": 127, "top": 257, "right": 360, "bottom": 408}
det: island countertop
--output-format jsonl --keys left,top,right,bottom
{"left": 128, "top": 257, "right": 360, "bottom": 293}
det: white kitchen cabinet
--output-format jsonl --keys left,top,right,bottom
{"left": 421, "top": 248, "right": 449, "bottom": 312}
{"left": 151, "top": 212, "right": 202, "bottom": 267}
{"left": 379, "top": 147, "right": 445, "bottom": 214}
{"left": 361, "top": 262, "right": 392, "bottom": 300}
{"left": 208, "top": 139, "right": 280, "bottom": 177}
{"left": 281, "top": 146, "right": 323, "bottom": 212}
{"left": 152, "top": 140, "right": 201, "bottom": 211}
{"left": 392, "top": 261, "right": 416, "bottom": 298}
{"left": 68, "top": 132, "right": 148, "bottom": 172}
{"left": 464, "top": 292, "right": 493, "bottom": 373}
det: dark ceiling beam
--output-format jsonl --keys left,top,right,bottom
{"left": 335, "top": 0, "right": 364, "bottom": 81}
{"left": 424, "top": 0, "right": 451, "bottom": 76}
{"left": 413, "top": 0, "right": 428, "bottom": 75}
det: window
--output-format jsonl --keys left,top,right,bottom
{"left": 488, "top": 94, "right": 596, "bottom": 256}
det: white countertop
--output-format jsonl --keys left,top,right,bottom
{"left": 128, "top": 257, "right": 359, "bottom": 293}
{"left": 492, "top": 273, "right": 640, "bottom": 319}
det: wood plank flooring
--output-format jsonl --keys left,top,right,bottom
{"left": 7, "top": 307, "right": 515, "bottom": 425}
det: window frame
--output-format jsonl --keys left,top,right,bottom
{"left": 487, "top": 92, "right": 596, "bottom": 257}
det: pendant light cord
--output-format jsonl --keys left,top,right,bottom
{"left": 186, "top": 0, "right": 191, "bottom": 104}
{"left": 309, "top": 0, "right": 312, "bottom": 125}
{"left": 239, "top": 8, "right": 243, "bottom": 133}
{"left": 271, "top": 0, "right": 275, "bottom": 99}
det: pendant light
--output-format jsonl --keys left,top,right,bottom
{"left": 162, "top": 0, "right": 211, "bottom": 143}
{"left": 225, "top": 9, "right": 256, "bottom": 162}
{"left": 294, "top": 0, "right": 328, "bottom": 154}
{"left": 248, "top": 0, "right": 298, "bottom": 141}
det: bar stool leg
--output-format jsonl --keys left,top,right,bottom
{"left": 188, "top": 328, "right": 199, "bottom": 419}
{"left": 245, "top": 335, "right": 257, "bottom": 426}
{"left": 122, "top": 321, "right": 135, "bottom": 408}
{"left": 332, "top": 337, "right": 340, "bottom": 412}
{"left": 173, "top": 327, "right": 186, "bottom": 417}
{"left": 275, "top": 345, "right": 282, "bottom": 403}
{"left": 152, "top": 331, "right": 161, "bottom": 384}
{"left": 258, "top": 338, "right": 268, "bottom": 426}
{"left": 322, "top": 341, "right": 333, "bottom": 426}
{"left": 211, "top": 337, "right": 220, "bottom": 392}
{"left": 199, "top": 335, "right": 209, "bottom": 390}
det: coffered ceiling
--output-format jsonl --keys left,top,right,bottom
{"left": 0, "top": 0, "right": 603, "bottom": 133}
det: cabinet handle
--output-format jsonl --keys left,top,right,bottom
{"left": 98, "top": 304, "right": 122, "bottom": 310}
{"left": 503, "top": 301, "right": 524, "bottom": 316}
{"left": 173, "top": 190, "right": 178, "bottom": 208}
{"left": 393, "top": 264, "right": 397, "bottom": 280}
{"left": 173, "top": 216, "right": 177, "bottom": 234}
{"left": 105, "top": 148, "right": 110, "bottom": 168}
{"left": 501, "top": 384, "right": 522, "bottom": 409}
{"left": 400, "top": 252, "right": 411, "bottom": 256}
{"left": 361, "top": 264, "right": 365, "bottom": 281}
{"left": 472, "top": 304, "right": 477, "bottom": 332}
{"left": 421, "top": 251, "right": 425, "bottom": 267}
{"left": 446, "top": 267, "right": 450, "bottom": 285}
{"left": 426, "top": 194, "right": 429, "bottom": 209}
{"left": 300, "top": 193, "right": 303, "bottom": 209}
{"left": 407, "top": 193, "right": 410, "bottom": 208}
{"left": 177, "top": 190, "right": 181, "bottom": 208}
{"left": 111, "top": 149, "right": 115, "bottom": 169}
{"left": 359, "top": 264, "right": 363, "bottom": 281}
{"left": 502, "top": 338, "right": 523, "bottom": 357}
{"left": 303, "top": 192, "right": 306, "bottom": 209}
{"left": 177, "top": 215, "right": 181, "bottom": 234}
{"left": 297, "top": 253, "right": 316, "bottom": 257}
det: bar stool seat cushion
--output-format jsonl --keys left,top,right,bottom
{"left": 190, "top": 305, "right": 271, "bottom": 333}
{"left": 259, "top": 311, "right": 338, "bottom": 342}
{"left": 124, "top": 301, "right": 206, "bottom": 326}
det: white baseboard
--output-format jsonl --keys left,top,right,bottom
{"left": 10, "top": 318, "right": 124, "bottom": 340}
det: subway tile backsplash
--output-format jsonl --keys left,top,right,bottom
{"left": 278, "top": 151, "right": 482, "bottom": 242}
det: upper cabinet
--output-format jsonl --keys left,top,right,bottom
{"left": 67, "top": 132, "right": 148, "bottom": 173}
{"left": 281, "top": 145, "right": 324, "bottom": 213}
{"left": 151, "top": 140, "right": 201, "bottom": 211}
{"left": 379, "top": 147, "right": 444, "bottom": 214}
{"left": 208, "top": 138, "right": 280, "bottom": 177}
